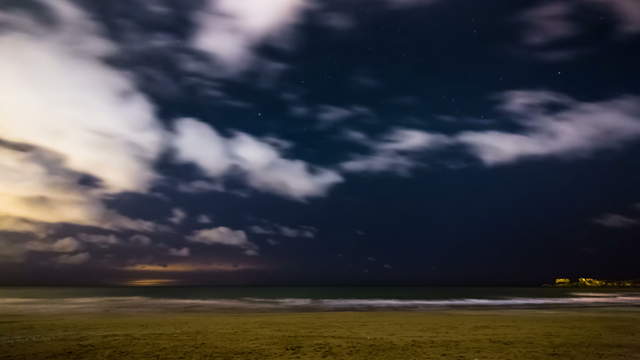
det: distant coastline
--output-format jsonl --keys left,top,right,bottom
{"left": 546, "top": 277, "right": 640, "bottom": 288}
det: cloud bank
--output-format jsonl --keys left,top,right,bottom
{"left": 0, "top": 1, "right": 343, "bottom": 247}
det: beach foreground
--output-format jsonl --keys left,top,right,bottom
{"left": 1, "top": 308, "right": 639, "bottom": 360}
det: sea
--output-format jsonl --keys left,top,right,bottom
{"left": 0, "top": 286, "right": 639, "bottom": 313}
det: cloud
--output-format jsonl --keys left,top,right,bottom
{"left": 341, "top": 128, "right": 452, "bottom": 174}
{"left": 278, "top": 225, "right": 316, "bottom": 238}
{"left": 197, "top": 215, "right": 213, "bottom": 224}
{"left": 518, "top": 0, "right": 640, "bottom": 60}
{"left": 520, "top": 2, "right": 578, "bottom": 47}
{"left": 586, "top": 0, "right": 640, "bottom": 34}
{"left": 0, "top": 1, "right": 167, "bottom": 233}
{"left": 25, "top": 237, "right": 82, "bottom": 253}
{"left": 340, "top": 91, "right": 640, "bottom": 171}
{"left": 56, "top": 252, "right": 91, "bottom": 265}
{"left": 188, "top": 227, "right": 259, "bottom": 256}
{"left": 172, "top": 119, "right": 232, "bottom": 177}
{"left": 317, "top": 12, "right": 354, "bottom": 30}
{"left": 129, "top": 235, "right": 152, "bottom": 247}
{"left": 315, "top": 105, "right": 374, "bottom": 129}
{"left": 172, "top": 118, "right": 343, "bottom": 200}
{"left": 249, "top": 224, "right": 316, "bottom": 238}
{"left": 593, "top": 213, "right": 639, "bottom": 228}
{"left": 457, "top": 91, "right": 640, "bottom": 165}
{"left": 0, "top": 215, "right": 48, "bottom": 235}
{"left": 78, "top": 234, "right": 121, "bottom": 249}
{"left": 1, "top": 236, "right": 87, "bottom": 263}
{"left": 0, "top": 239, "right": 28, "bottom": 263}
{"left": 192, "top": 0, "right": 308, "bottom": 75}
{"left": 177, "top": 180, "right": 226, "bottom": 194}
{"left": 169, "top": 247, "right": 191, "bottom": 257}
{"left": 249, "top": 225, "right": 273, "bottom": 235}
{"left": 0, "top": 1, "right": 341, "bottom": 243}
{"left": 168, "top": 208, "right": 187, "bottom": 225}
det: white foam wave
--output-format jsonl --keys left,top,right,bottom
{"left": 0, "top": 293, "right": 639, "bottom": 313}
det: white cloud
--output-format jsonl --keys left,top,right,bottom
{"left": 172, "top": 119, "right": 231, "bottom": 177}
{"left": 0, "top": 2, "right": 166, "bottom": 193}
{"left": 169, "top": 247, "right": 191, "bottom": 257}
{"left": 341, "top": 128, "right": 452, "bottom": 174}
{"left": 0, "top": 1, "right": 339, "bottom": 243}
{"left": 188, "top": 226, "right": 259, "bottom": 256}
{"left": 457, "top": 91, "right": 640, "bottom": 165}
{"left": 172, "top": 118, "right": 342, "bottom": 200}
{"left": 197, "top": 215, "right": 213, "bottom": 224}
{"left": 168, "top": 208, "right": 187, "bottom": 225}
{"left": 56, "top": 252, "right": 91, "bottom": 265}
{"left": 0, "top": 0, "right": 167, "bottom": 233}
{"left": 192, "top": 0, "right": 308, "bottom": 75}
{"left": 341, "top": 91, "right": 640, "bottom": 170}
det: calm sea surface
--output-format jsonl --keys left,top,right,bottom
{"left": 1, "top": 287, "right": 639, "bottom": 312}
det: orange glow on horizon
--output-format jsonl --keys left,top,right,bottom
{"left": 125, "top": 279, "right": 178, "bottom": 286}
{"left": 122, "top": 263, "right": 259, "bottom": 273}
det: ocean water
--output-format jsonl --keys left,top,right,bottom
{"left": 0, "top": 287, "right": 639, "bottom": 313}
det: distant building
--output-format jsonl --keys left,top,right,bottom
{"left": 578, "top": 278, "right": 605, "bottom": 287}
{"left": 551, "top": 277, "right": 638, "bottom": 288}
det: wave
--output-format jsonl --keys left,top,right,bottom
{"left": 0, "top": 293, "right": 639, "bottom": 313}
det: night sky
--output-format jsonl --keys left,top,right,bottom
{"left": 1, "top": 0, "right": 640, "bottom": 286}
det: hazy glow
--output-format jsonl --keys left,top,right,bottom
{"left": 124, "top": 279, "right": 179, "bottom": 286}
{"left": 122, "top": 263, "right": 258, "bottom": 273}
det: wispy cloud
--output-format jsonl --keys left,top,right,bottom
{"left": 56, "top": 252, "right": 91, "bottom": 265}
{"left": 168, "top": 247, "right": 191, "bottom": 257}
{"left": 340, "top": 128, "right": 452, "bottom": 174}
{"left": 249, "top": 223, "right": 317, "bottom": 238}
{"left": 593, "top": 213, "right": 639, "bottom": 228}
{"left": 188, "top": 227, "right": 259, "bottom": 256}
{"left": 191, "top": 0, "right": 308, "bottom": 75}
{"left": 172, "top": 118, "right": 343, "bottom": 200}
{"left": 168, "top": 208, "right": 187, "bottom": 225}
{"left": 518, "top": 0, "right": 640, "bottom": 60}
{"left": 458, "top": 91, "right": 640, "bottom": 165}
